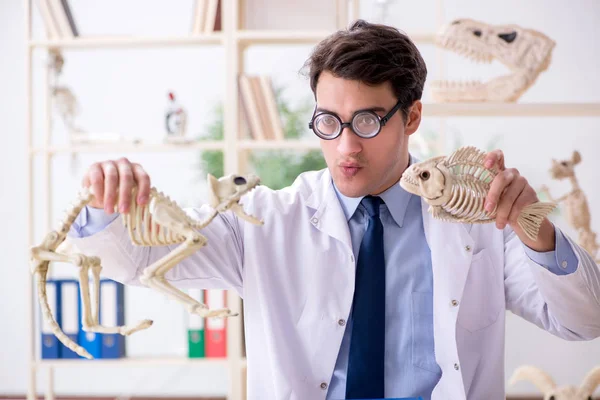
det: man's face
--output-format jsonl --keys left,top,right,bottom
{"left": 315, "top": 71, "right": 421, "bottom": 197}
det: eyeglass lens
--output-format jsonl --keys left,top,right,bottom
{"left": 313, "top": 111, "right": 380, "bottom": 138}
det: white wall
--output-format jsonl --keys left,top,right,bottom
{"left": 1, "top": 0, "right": 599, "bottom": 397}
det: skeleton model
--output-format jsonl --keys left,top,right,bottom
{"left": 509, "top": 365, "right": 600, "bottom": 400}
{"left": 540, "top": 151, "right": 599, "bottom": 262}
{"left": 431, "top": 18, "right": 555, "bottom": 102}
{"left": 400, "top": 146, "right": 556, "bottom": 241}
{"left": 29, "top": 173, "right": 263, "bottom": 359}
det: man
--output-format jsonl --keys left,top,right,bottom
{"left": 67, "top": 20, "right": 600, "bottom": 400}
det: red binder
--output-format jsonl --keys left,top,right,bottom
{"left": 205, "top": 289, "right": 227, "bottom": 358}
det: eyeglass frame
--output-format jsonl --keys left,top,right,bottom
{"left": 307, "top": 99, "right": 404, "bottom": 140}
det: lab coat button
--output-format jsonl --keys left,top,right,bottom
{"left": 451, "top": 299, "right": 459, "bottom": 307}
{"left": 311, "top": 217, "right": 319, "bottom": 224}
{"left": 320, "top": 382, "right": 328, "bottom": 390}
{"left": 454, "top": 363, "right": 460, "bottom": 370}
{"left": 338, "top": 319, "right": 346, "bottom": 326}
{"left": 465, "top": 245, "right": 471, "bottom": 252}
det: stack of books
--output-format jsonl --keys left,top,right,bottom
{"left": 191, "top": 0, "right": 222, "bottom": 35}
{"left": 239, "top": 74, "right": 285, "bottom": 141}
{"left": 36, "top": 0, "right": 78, "bottom": 39}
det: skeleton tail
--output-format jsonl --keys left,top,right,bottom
{"left": 36, "top": 270, "right": 92, "bottom": 360}
{"left": 517, "top": 201, "right": 557, "bottom": 241}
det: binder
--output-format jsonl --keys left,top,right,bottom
{"left": 187, "top": 289, "right": 205, "bottom": 358}
{"left": 100, "top": 279, "right": 126, "bottom": 358}
{"left": 205, "top": 289, "right": 226, "bottom": 358}
{"left": 40, "top": 279, "right": 60, "bottom": 359}
{"left": 77, "top": 279, "right": 102, "bottom": 359}
{"left": 58, "top": 279, "right": 80, "bottom": 358}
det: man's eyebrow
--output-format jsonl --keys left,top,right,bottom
{"left": 315, "top": 106, "right": 387, "bottom": 114}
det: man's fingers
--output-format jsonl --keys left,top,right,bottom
{"left": 485, "top": 169, "right": 515, "bottom": 214}
{"left": 507, "top": 184, "right": 536, "bottom": 228}
{"left": 484, "top": 149, "right": 505, "bottom": 170}
{"left": 102, "top": 161, "right": 119, "bottom": 214}
{"left": 132, "top": 163, "right": 151, "bottom": 205}
{"left": 494, "top": 174, "right": 527, "bottom": 229}
{"left": 117, "top": 158, "right": 134, "bottom": 213}
{"left": 86, "top": 163, "right": 105, "bottom": 208}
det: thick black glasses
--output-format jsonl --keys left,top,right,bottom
{"left": 308, "top": 100, "right": 403, "bottom": 140}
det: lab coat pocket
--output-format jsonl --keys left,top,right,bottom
{"left": 411, "top": 291, "right": 441, "bottom": 373}
{"left": 457, "top": 248, "right": 503, "bottom": 333}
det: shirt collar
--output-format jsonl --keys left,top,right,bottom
{"left": 332, "top": 154, "right": 416, "bottom": 228}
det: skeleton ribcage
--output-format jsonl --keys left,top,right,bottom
{"left": 444, "top": 179, "right": 490, "bottom": 222}
{"left": 122, "top": 189, "right": 189, "bottom": 246}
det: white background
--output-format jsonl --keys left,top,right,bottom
{"left": 1, "top": 0, "right": 599, "bottom": 397}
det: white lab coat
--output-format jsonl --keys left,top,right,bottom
{"left": 68, "top": 168, "right": 600, "bottom": 400}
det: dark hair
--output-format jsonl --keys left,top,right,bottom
{"left": 301, "top": 19, "right": 427, "bottom": 122}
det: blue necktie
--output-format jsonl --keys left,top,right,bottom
{"left": 346, "top": 195, "right": 386, "bottom": 399}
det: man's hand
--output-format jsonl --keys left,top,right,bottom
{"left": 82, "top": 157, "right": 151, "bottom": 215}
{"left": 483, "top": 149, "right": 555, "bottom": 252}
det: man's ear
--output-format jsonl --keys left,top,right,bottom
{"left": 404, "top": 100, "right": 422, "bottom": 136}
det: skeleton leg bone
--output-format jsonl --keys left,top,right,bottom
{"left": 140, "top": 235, "right": 238, "bottom": 318}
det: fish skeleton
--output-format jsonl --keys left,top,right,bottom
{"left": 399, "top": 146, "right": 556, "bottom": 240}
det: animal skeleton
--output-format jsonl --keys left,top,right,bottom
{"left": 431, "top": 18, "right": 555, "bottom": 102}
{"left": 29, "top": 173, "right": 263, "bottom": 359}
{"left": 400, "top": 146, "right": 556, "bottom": 241}
{"left": 509, "top": 365, "right": 600, "bottom": 400}
{"left": 540, "top": 151, "right": 600, "bottom": 262}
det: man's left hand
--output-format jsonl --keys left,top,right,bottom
{"left": 484, "top": 149, "right": 555, "bottom": 252}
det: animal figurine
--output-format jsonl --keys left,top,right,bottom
{"left": 431, "top": 18, "right": 555, "bottom": 102}
{"left": 540, "top": 150, "right": 599, "bottom": 262}
{"left": 399, "top": 146, "right": 556, "bottom": 240}
{"left": 509, "top": 365, "right": 600, "bottom": 400}
{"left": 29, "top": 173, "right": 263, "bottom": 359}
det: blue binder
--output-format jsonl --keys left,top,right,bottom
{"left": 100, "top": 279, "right": 126, "bottom": 358}
{"left": 40, "top": 279, "right": 60, "bottom": 359}
{"left": 58, "top": 279, "right": 80, "bottom": 358}
{"left": 77, "top": 281, "right": 102, "bottom": 359}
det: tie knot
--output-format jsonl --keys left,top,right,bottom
{"left": 361, "top": 195, "right": 382, "bottom": 218}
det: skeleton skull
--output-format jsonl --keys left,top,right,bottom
{"left": 431, "top": 18, "right": 556, "bottom": 102}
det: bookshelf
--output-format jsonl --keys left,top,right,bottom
{"left": 24, "top": 1, "right": 600, "bottom": 400}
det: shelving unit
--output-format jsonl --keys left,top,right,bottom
{"left": 24, "top": 1, "right": 600, "bottom": 400}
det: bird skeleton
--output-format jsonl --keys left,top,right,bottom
{"left": 29, "top": 173, "right": 263, "bottom": 359}
{"left": 509, "top": 365, "right": 600, "bottom": 400}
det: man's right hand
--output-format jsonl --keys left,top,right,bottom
{"left": 83, "top": 158, "right": 151, "bottom": 215}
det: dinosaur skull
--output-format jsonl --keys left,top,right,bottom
{"left": 431, "top": 18, "right": 555, "bottom": 102}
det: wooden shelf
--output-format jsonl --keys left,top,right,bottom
{"left": 235, "top": 30, "right": 435, "bottom": 46}
{"left": 237, "top": 139, "right": 320, "bottom": 150}
{"left": 422, "top": 102, "right": 600, "bottom": 117}
{"left": 36, "top": 356, "right": 229, "bottom": 367}
{"left": 29, "top": 34, "right": 223, "bottom": 49}
{"left": 31, "top": 140, "right": 225, "bottom": 154}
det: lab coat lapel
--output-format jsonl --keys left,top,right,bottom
{"left": 306, "top": 169, "right": 353, "bottom": 253}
